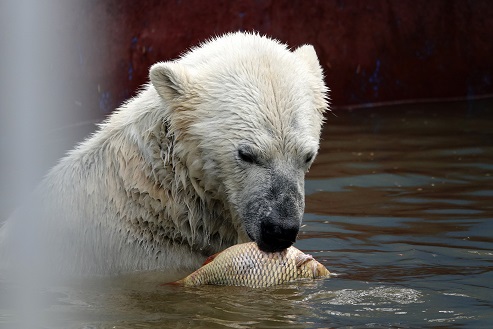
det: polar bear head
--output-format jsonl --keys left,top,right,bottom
{"left": 150, "top": 32, "right": 329, "bottom": 252}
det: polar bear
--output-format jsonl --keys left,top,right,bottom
{"left": 0, "top": 32, "right": 329, "bottom": 278}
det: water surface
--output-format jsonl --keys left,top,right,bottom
{"left": 1, "top": 99, "right": 492, "bottom": 328}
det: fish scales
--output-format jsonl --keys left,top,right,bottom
{"left": 175, "top": 242, "right": 330, "bottom": 288}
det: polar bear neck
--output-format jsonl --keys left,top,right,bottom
{"left": 100, "top": 89, "right": 239, "bottom": 257}
{"left": 37, "top": 90, "right": 240, "bottom": 274}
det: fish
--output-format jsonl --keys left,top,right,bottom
{"left": 173, "top": 242, "right": 330, "bottom": 288}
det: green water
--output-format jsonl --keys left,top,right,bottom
{"left": 1, "top": 99, "right": 492, "bottom": 328}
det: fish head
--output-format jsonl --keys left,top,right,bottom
{"left": 313, "top": 261, "right": 331, "bottom": 277}
{"left": 297, "top": 253, "right": 331, "bottom": 278}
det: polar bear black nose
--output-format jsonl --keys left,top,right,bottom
{"left": 257, "top": 220, "right": 299, "bottom": 252}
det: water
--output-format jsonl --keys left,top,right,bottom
{"left": 1, "top": 99, "right": 492, "bottom": 328}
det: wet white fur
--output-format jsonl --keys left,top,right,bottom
{"left": 0, "top": 32, "right": 328, "bottom": 278}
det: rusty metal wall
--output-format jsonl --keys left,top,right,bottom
{"left": 3, "top": 0, "right": 491, "bottom": 121}
{"left": 69, "top": 0, "right": 493, "bottom": 117}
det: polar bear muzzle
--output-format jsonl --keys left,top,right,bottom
{"left": 242, "top": 171, "right": 304, "bottom": 253}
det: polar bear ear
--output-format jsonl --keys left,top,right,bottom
{"left": 293, "top": 45, "right": 323, "bottom": 80}
{"left": 149, "top": 62, "right": 190, "bottom": 100}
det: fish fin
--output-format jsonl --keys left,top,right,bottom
{"left": 311, "top": 262, "right": 319, "bottom": 277}
{"left": 295, "top": 253, "right": 314, "bottom": 267}
{"left": 202, "top": 252, "right": 220, "bottom": 266}
{"left": 160, "top": 279, "right": 183, "bottom": 286}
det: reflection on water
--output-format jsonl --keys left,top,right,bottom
{"left": 1, "top": 99, "right": 493, "bottom": 328}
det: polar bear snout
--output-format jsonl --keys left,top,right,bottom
{"left": 242, "top": 172, "right": 305, "bottom": 253}
{"left": 242, "top": 198, "right": 302, "bottom": 249}
{"left": 257, "top": 220, "right": 299, "bottom": 252}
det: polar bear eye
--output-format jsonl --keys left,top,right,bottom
{"left": 305, "top": 153, "right": 315, "bottom": 164}
{"left": 237, "top": 147, "right": 259, "bottom": 165}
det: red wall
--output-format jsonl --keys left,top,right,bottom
{"left": 69, "top": 0, "right": 493, "bottom": 117}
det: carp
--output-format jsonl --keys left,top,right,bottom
{"left": 173, "top": 242, "right": 330, "bottom": 288}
